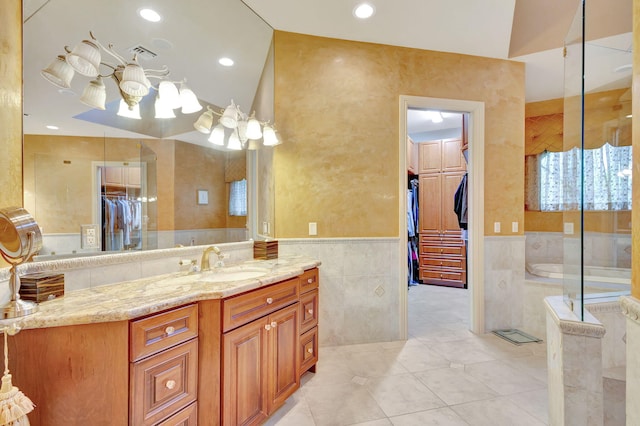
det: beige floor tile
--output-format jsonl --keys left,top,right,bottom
{"left": 414, "top": 366, "right": 498, "bottom": 405}
{"left": 506, "top": 388, "right": 550, "bottom": 424}
{"left": 304, "top": 382, "right": 387, "bottom": 425}
{"left": 389, "top": 407, "right": 470, "bottom": 426}
{"left": 451, "top": 397, "right": 547, "bottom": 426}
{"left": 365, "top": 373, "right": 446, "bottom": 417}
{"left": 464, "top": 359, "right": 546, "bottom": 395}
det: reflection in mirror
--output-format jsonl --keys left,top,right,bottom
{"left": 22, "top": 0, "right": 275, "bottom": 259}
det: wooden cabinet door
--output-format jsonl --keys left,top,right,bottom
{"left": 442, "top": 172, "right": 465, "bottom": 235}
{"left": 418, "top": 141, "right": 441, "bottom": 174}
{"left": 267, "top": 303, "right": 300, "bottom": 413}
{"left": 442, "top": 138, "right": 465, "bottom": 172}
{"left": 223, "top": 319, "right": 269, "bottom": 426}
{"left": 407, "top": 137, "right": 419, "bottom": 174}
{"left": 419, "top": 174, "right": 442, "bottom": 235}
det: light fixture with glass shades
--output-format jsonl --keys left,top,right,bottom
{"left": 193, "top": 100, "right": 282, "bottom": 150}
{"left": 40, "top": 31, "right": 202, "bottom": 119}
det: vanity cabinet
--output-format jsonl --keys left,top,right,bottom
{"left": 221, "top": 277, "right": 301, "bottom": 425}
{"left": 3, "top": 266, "right": 320, "bottom": 426}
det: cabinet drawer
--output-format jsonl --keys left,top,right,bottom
{"left": 130, "top": 339, "right": 198, "bottom": 426}
{"left": 299, "top": 289, "right": 319, "bottom": 334}
{"left": 299, "top": 327, "right": 318, "bottom": 376}
{"left": 421, "top": 257, "right": 464, "bottom": 269}
{"left": 420, "top": 268, "right": 466, "bottom": 282}
{"left": 421, "top": 245, "right": 465, "bottom": 256}
{"left": 300, "top": 268, "right": 319, "bottom": 294}
{"left": 223, "top": 278, "right": 300, "bottom": 332}
{"left": 130, "top": 304, "right": 198, "bottom": 362}
{"left": 156, "top": 401, "right": 197, "bottom": 426}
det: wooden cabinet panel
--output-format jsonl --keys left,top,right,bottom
{"left": 299, "top": 289, "right": 319, "bottom": 334}
{"left": 418, "top": 140, "right": 442, "bottom": 174}
{"left": 130, "top": 339, "right": 198, "bottom": 426}
{"left": 156, "top": 402, "right": 197, "bottom": 426}
{"left": 223, "top": 317, "right": 269, "bottom": 426}
{"left": 268, "top": 304, "right": 300, "bottom": 412}
{"left": 442, "top": 138, "right": 465, "bottom": 172}
{"left": 442, "top": 172, "right": 466, "bottom": 234}
{"left": 299, "top": 327, "right": 318, "bottom": 376}
{"left": 223, "top": 278, "right": 299, "bottom": 332}
{"left": 419, "top": 174, "right": 442, "bottom": 235}
{"left": 130, "top": 304, "right": 199, "bottom": 362}
{"left": 407, "top": 137, "right": 419, "bottom": 174}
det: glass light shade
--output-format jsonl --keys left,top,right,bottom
{"left": 219, "top": 102, "right": 238, "bottom": 128}
{"left": 179, "top": 83, "right": 202, "bottom": 114}
{"left": 194, "top": 110, "right": 214, "bottom": 133}
{"left": 117, "top": 99, "right": 141, "bottom": 119}
{"left": 41, "top": 55, "right": 75, "bottom": 89}
{"left": 237, "top": 120, "right": 248, "bottom": 142}
{"left": 246, "top": 140, "right": 260, "bottom": 150}
{"left": 245, "top": 117, "right": 262, "bottom": 139}
{"left": 79, "top": 76, "right": 106, "bottom": 110}
{"left": 66, "top": 40, "right": 101, "bottom": 77}
{"left": 263, "top": 125, "right": 280, "bottom": 146}
{"left": 208, "top": 123, "right": 226, "bottom": 145}
{"left": 227, "top": 130, "right": 242, "bottom": 150}
{"left": 159, "top": 81, "right": 181, "bottom": 109}
{"left": 120, "top": 61, "right": 150, "bottom": 96}
{"left": 155, "top": 96, "right": 176, "bottom": 119}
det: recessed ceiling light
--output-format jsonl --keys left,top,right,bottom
{"left": 219, "top": 57, "right": 234, "bottom": 67}
{"left": 139, "top": 8, "right": 161, "bottom": 22}
{"left": 353, "top": 3, "right": 375, "bottom": 19}
{"left": 46, "top": 125, "right": 59, "bottom": 130}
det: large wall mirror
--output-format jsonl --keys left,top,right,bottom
{"left": 22, "top": 0, "right": 275, "bottom": 259}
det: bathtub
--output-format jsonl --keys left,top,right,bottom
{"left": 526, "top": 262, "right": 630, "bottom": 290}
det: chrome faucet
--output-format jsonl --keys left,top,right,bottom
{"left": 201, "top": 246, "right": 224, "bottom": 271}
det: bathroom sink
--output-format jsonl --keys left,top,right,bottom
{"left": 199, "top": 268, "right": 269, "bottom": 283}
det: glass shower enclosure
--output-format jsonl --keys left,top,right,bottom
{"left": 563, "top": 0, "right": 633, "bottom": 319}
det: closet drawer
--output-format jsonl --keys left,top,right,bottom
{"left": 421, "top": 245, "right": 465, "bottom": 256}
{"left": 130, "top": 304, "right": 198, "bottom": 362}
{"left": 420, "top": 268, "right": 465, "bottom": 282}
{"left": 421, "top": 257, "right": 464, "bottom": 269}
{"left": 222, "top": 278, "right": 300, "bottom": 332}
{"left": 300, "top": 268, "right": 319, "bottom": 294}
{"left": 130, "top": 339, "right": 198, "bottom": 426}
{"left": 299, "top": 289, "right": 319, "bottom": 334}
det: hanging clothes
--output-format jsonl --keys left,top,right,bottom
{"left": 408, "top": 178, "right": 420, "bottom": 286}
{"left": 453, "top": 173, "right": 468, "bottom": 230}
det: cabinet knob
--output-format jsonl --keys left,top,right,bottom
{"left": 265, "top": 324, "right": 271, "bottom": 331}
{"left": 307, "top": 278, "right": 313, "bottom": 284}
{"left": 165, "top": 380, "right": 176, "bottom": 390}
{"left": 165, "top": 326, "right": 175, "bottom": 335}
{"left": 307, "top": 348, "right": 313, "bottom": 354}
{"left": 266, "top": 297, "right": 273, "bottom": 304}
{"left": 307, "top": 309, "right": 314, "bottom": 315}
{"left": 271, "top": 321, "right": 278, "bottom": 328}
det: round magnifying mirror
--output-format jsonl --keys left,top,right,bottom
{"left": 0, "top": 207, "right": 43, "bottom": 318}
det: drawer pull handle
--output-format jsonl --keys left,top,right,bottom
{"left": 271, "top": 321, "right": 278, "bottom": 328}
{"left": 266, "top": 297, "right": 273, "bottom": 304}
{"left": 265, "top": 324, "right": 271, "bottom": 331}
{"left": 307, "top": 309, "right": 314, "bottom": 315}
{"left": 307, "top": 348, "right": 313, "bottom": 354}
{"left": 165, "top": 326, "right": 175, "bottom": 335}
{"left": 307, "top": 278, "right": 313, "bottom": 284}
{"left": 165, "top": 380, "right": 176, "bottom": 390}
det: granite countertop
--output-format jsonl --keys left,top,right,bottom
{"left": 7, "top": 255, "right": 320, "bottom": 330}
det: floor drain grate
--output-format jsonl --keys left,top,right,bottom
{"left": 492, "top": 329, "right": 542, "bottom": 345}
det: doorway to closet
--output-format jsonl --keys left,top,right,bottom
{"left": 399, "top": 96, "right": 486, "bottom": 338}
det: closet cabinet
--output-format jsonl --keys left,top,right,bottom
{"left": 407, "top": 136, "right": 419, "bottom": 174}
{"left": 418, "top": 139, "right": 467, "bottom": 288}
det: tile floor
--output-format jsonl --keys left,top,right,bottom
{"left": 266, "top": 284, "right": 549, "bottom": 426}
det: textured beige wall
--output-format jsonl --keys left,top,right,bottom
{"left": 273, "top": 31, "right": 525, "bottom": 238}
{"left": 0, "top": 0, "right": 23, "bottom": 208}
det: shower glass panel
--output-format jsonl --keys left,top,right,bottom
{"left": 562, "top": 0, "right": 633, "bottom": 319}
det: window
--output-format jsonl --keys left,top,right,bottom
{"left": 229, "top": 179, "right": 247, "bottom": 216}
{"left": 525, "top": 143, "right": 632, "bottom": 211}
